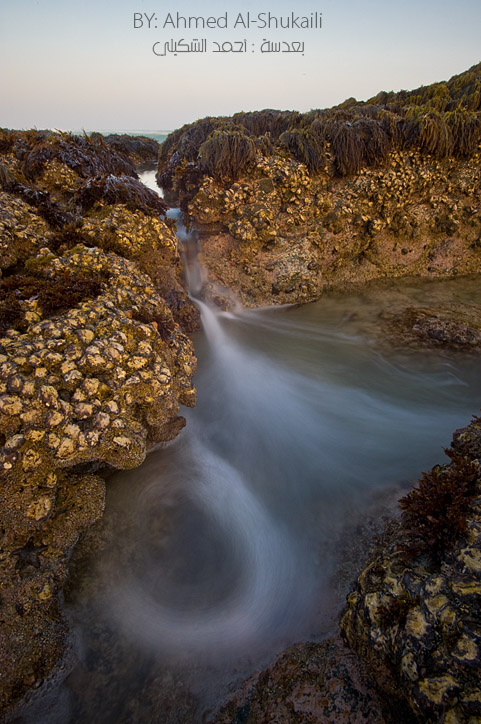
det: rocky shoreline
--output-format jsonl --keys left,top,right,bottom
{"left": 0, "top": 129, "right": 198, "bottom": 714}
{"left": 1, "top": 60, "right": 481, "bottom": 723}
{"left": 157, "top": 64, "right": 481, "bottom": 312}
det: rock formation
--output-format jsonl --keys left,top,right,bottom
{"left": 0, "top": 129, "right": 198, "bottom": 713}
{"left": 157, "top": 63, "right": 481, "bottom": 308}
{"left": 2, "top": 60, "right": 481, "bottom": 722}
{"left": 341, "top": 419, "right": 481, "bottom": 723}
{"left": 211, "top": 637, "right": 387, "bottom": 724}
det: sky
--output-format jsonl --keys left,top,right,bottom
{"left": 1, "top": 0, "right": 480, "bottom": 132}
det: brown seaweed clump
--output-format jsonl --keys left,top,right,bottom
{"left": 398, "top": 451, "right": 480, "bottom": 562}
{"left": 21, "top": 131, "right": 137, "bottom": 181}
{"left": 157, "top": 62, "right": 481, "bottom": 198}
{"left": 91, "top": 132, "right": 161, "bottom": 164}
{"left": 198, "top": 129, "right": 257, "bottom": 180}
{"left": 72, "top": 174, "right": 168, "bottom": 216}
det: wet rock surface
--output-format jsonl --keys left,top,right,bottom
{"left": 210, "top": 636, "right": 388, "bottom": 724}
{"left": 0, "top": 130, "right": 198, "bottom": 714}
{"left": 340, "top": 418, "right": 481, "bottom": 723}
{"left": 381, "top": 304, "right": 481, "bottom": 351}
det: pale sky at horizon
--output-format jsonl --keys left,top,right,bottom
{"left": 1, "top": 0, "right": 480, "bottom": 132}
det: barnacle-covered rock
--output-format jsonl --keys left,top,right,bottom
{"left": 158, "top": 66, "right": 481, "bottom": 307}
{"left": 0, "top": 247, "right": 196, "bottom": 711}
{"left": 186, "top": 147, "right": 481, "bottom": 307}
{"left": 0, "top": 130, "right": 198, "bottom": 713}
{"left": 36, "top": 159, "right": 84, "bottom": 200}
{"left": 380, "top": 303, "right": 481, "bottom": 352}
{"left": 340, "top": 419, "right": 481, "bottom": 723}
{"left": 63, "top": 205, "right": 199, "bottom": 333}
{"left": 0, "top": 192, "right": 52, "bottom": 271}
{"left": 211, "top": 637, "right": 386, "bottom": 724}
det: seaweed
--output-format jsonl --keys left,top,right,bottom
{"left": 157, "top": 112, "right": 299, "bottom": 188}
{"left": 353, "top": 118, "right": 391, "bottom": 166}
{"left": 278, "top": 128, "right": 326, "bottom": 174}
{"left": 0, "top": 129, "right": 15, "bottom": 154}
{"left": 331, "top": 123, "right": 364, "bottom": 176}
{"left": 5, "top": 180, "right": 75, "bottom": 228}
{"left": 377, "top": 593, "right": 420, "bottom": 627}
{"left": 156, "top": 62, "right": 481, "bottom": 191}
{"left": 0, "top": 269, "right": 109, "bottom": 335}
{"left": 232, "top": 109, "right": 301, "bottom": 139}
{"left": 0, "top": 294, "right": 24, "bottom": 335}
{"left": 157, "top": 118, "right": 222, "bottom": 189}
{"left": 159, "top": 117, "right": 220, "bottom": 168}
{"left": 255, "top": 134, "right": 275, "bottom": 155}
{"left": 0, "top": 162, "right": 15, "bottom": 188}
{"left": 72, "top": 174, "right": 168, "bottom": 216}
{"left": 398, "top": 449, "right": 480, "bottom": 561}
{"left": 98, "top": 133, "right": 160, "bottom": 163}
{"left": 446, "top": 110, "right": 481, "bottom": 157}
{"left": 368, "top": 62, "right": 481, "bottom": 112}
{"left": 48, "top": 222, "right": 98, "bottom": 253}
{"left": 198, "top": 130, "right": 257, "bottom": 180}
{"left": 416, "top": 111, "right": 453, "bottom": 158}
{"left": 21, "top": 131, "right": 137, "bottom": 181}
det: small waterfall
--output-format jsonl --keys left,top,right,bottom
{"left": 107, "top": 206, "right": 319, "bottom": 663}
{"left": 167, "top": 208, "right": 207, "bottom": 298}
{"left": 102, "top": 193, "right": 481, "bottom": 669}
{"left": 105, "top": 172, "right": 481, "bottom": 667}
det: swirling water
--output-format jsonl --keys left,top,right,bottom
{"left": 24, "top": 176, "right": 481, "bottom": 723}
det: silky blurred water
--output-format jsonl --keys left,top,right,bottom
{"left": 21, "top": 172, "right": 481, "bottom": 724}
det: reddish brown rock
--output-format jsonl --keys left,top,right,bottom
{"left": 211, "top": 637, "right": 389, "bottom": 724}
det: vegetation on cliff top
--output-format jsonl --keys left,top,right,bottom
{"left": 157, "top": 62, "right": 481, "bottom": 187}
{"left": 18, "top": 131, "right": 137, "bottom": 180}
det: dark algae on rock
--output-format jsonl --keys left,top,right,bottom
{"left": 398, "top": 449, "right": 480, "bottom": 562}
{"left": 0, "top": 129, "right": 198, "bottom": 715}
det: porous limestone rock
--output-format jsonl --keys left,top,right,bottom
{"left": 185, "top": 150, "right": 481, "bottom": 308}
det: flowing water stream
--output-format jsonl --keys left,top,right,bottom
{"left": 18, "top": 171, "right": 481, "bottom": 723}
